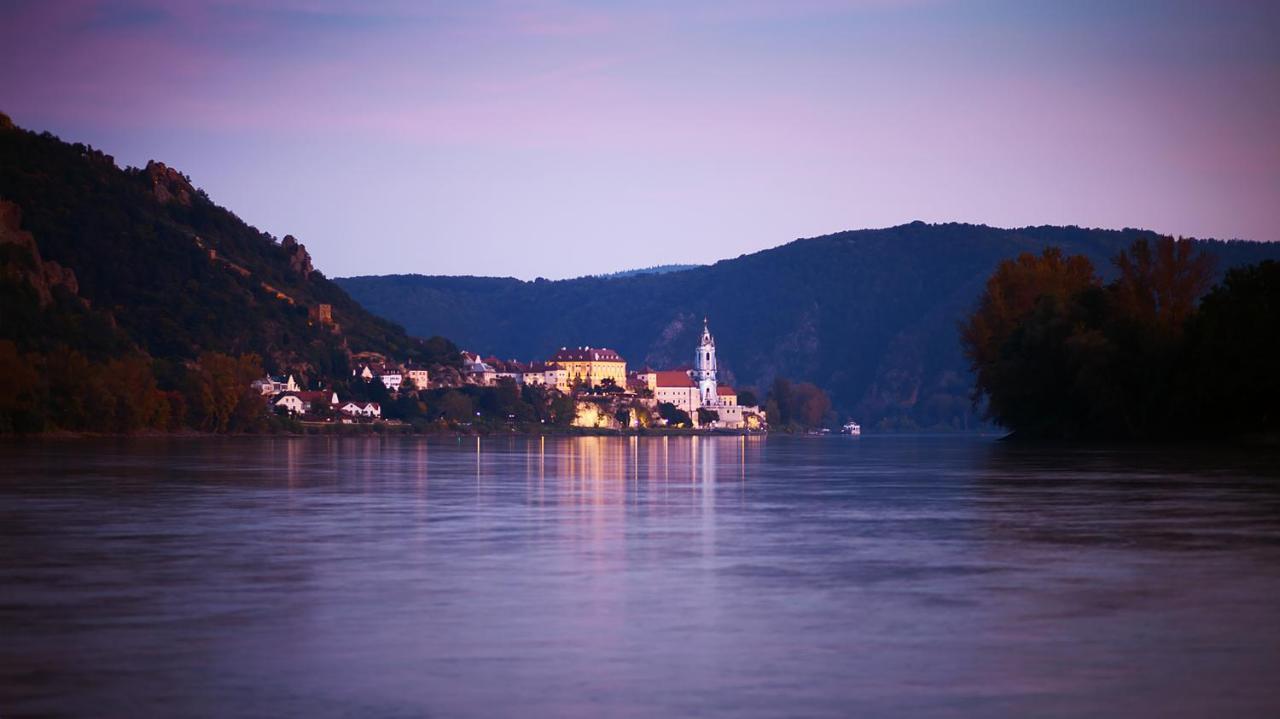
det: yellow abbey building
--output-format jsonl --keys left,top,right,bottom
{"left": 549, "top": 347, "right": 627, "bottom": 389}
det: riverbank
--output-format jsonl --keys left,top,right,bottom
{"left": 2, "top": 424, "right": 769, "bottom": 439}
{"left": 1000, "top": 428, "right": 1280, "bottom": 449}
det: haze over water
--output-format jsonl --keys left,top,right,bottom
{"left": 2, "top": 436, "right": 1279, "bottom": 717}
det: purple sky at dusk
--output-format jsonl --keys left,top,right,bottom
{"left": 2, "top": 0, "right": 1277, "bottom": 279}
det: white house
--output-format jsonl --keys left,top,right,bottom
{"left": 376, "top": 367, "right": 403, "bottom": 391}
{"left": 253, "top": 374, "right": 300, "bottom": 396}
{"left": 654, "top": 370, "right": 699, "bottom": 416}
{"left": 272, "top": 390, "right": 338, "bottom": 416}
{"left": 340, "top": 401, "right": 382, "bottom": 418}
{"left": 273, "top": 392, "right": 306, "bottom": 415}
{"left": 521, "top": 362, "right": 569, "bottom": 392}
{"left": 461, "top": 352, "right": 497, "bottom": 386}
{"left": 297, "top": 390, "right": 339, "bottom": 412}
{"left": 354, "top": 363, "right": 403, "bottom": 391}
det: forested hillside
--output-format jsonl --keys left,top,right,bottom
{"left": 340, "top": 223, "right": 1280, "bottom": 430}
{"left": 0, "top": 113, "right": 452, "bottom": 371}
{"left": 0, "top": 112, "right": 455, "bottom": 432}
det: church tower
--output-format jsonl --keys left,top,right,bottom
{"left": 693, "top": 317, "right": 718, "bottom": 406}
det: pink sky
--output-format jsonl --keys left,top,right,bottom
{"left": 2, "top": 0, "right": 1277, "bottom": 278}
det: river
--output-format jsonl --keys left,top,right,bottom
{"left": 2, "top": 435, "right": 1278, "bottom": 717}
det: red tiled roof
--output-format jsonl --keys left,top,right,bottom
{"left": 653, "top": 370, "right": 694, "bottom": 388}
{"left": 550, "top": 347, "right": 625, "bottom": 363}
{"left": 717, "top": 386, "right": 736, "bottom": 395}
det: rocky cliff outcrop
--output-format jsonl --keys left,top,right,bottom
{"left": 145, "top": 160, "right": 194, "bottom": 206}
{"left": 281, "top": 234, "right": 314, "bottom": 278}
{"left": 0, "top": 199, "right": 80, "bottom": 306}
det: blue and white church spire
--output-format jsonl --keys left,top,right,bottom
{"left": 693, "top": 317, "right": 718, "bottom": 405}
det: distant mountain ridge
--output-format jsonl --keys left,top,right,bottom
{"left": 590, "top": 264, "right": 703, "bottom": 279}
{"left": 339, "top": 222, "right": 1280, "bottom": 430}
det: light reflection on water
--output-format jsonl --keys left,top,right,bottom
{"left": 1, "top": 435, "right": 1278, "bottom": 718}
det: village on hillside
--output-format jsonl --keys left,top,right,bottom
{"left": 256, "top": 318, "right": 766, "bottom": 431}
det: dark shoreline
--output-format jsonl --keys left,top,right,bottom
{"left": 999, "top": 430, "right": 1280, "bottom": 449}
{"left": 1, "top": 427, "right": 770, "bottom": 440}
{"left": 9, "top": 428, "right": 1276, "bottom": 448}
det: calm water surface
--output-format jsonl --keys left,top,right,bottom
{"left": 2, "top": 435, "right": 1279, "bottom": 718}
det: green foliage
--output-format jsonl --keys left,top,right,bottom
{"left": 0, "top": 342, "right": 268, "bottom": 434}
{"left": 657, "top": 402, "right": 691, "bottom": 427}
{"left": 964, "top": 240, "right": 1277, "bottom": 440}
{"left": 0, "top": 340, "right": 42, "bottom": 432}
{"left": 1184, "top": 261, "right": 1280, "bottom": 437}
{"left": 437, "top": 390, "right": 475, "bottom": 422}
{"left": 393, "top": 382, "right": 573, "bottom": 429}
{"left": 548, "top": 392, "right": 577, "bottom": 427}
{"left": 631, "top": 401, "right": 654, "bottom": 428}
{"left": 765, "top": 376, "right": 832, "bottom": 431}
{"left": 0, "top": 275, "right": 132, "bottom": 360}
{"left": 347, "top": 375, "right": 391, "bottom": 404}
{"left": 183, "top": 352, "right": 266, "bottom": 433}
{"left": 384, "top": 393, "right": 425, "bottom": 421}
